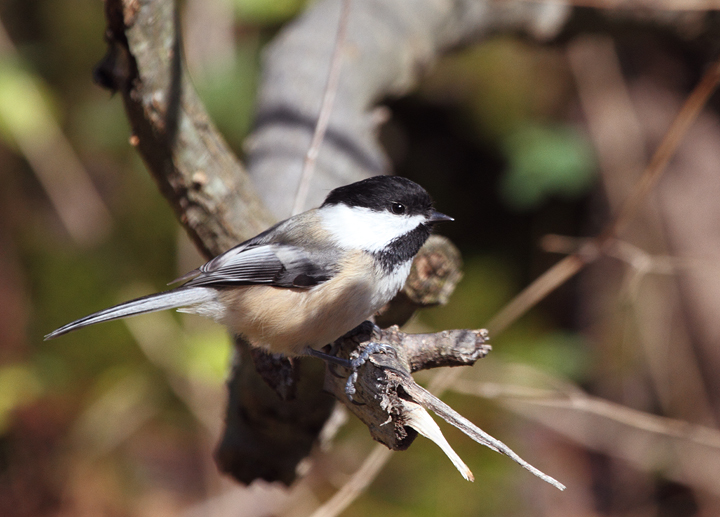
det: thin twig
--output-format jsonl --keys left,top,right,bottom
{"left": 568, "top": 37, "right": 719, "bottom": 433}
{"left": 404, "top": 381, "right": 566, "bottom": 490}
{"left": 567, "top": 36, "right": 646, "bottom": 213}
{"left": 608, "top": 239, "right": 720, "bottom": 277}
{"left": 487, "top": 254, "right": 588, "bottom": 336}
{"left": 515, "top": 0, "right": 720, "bottom": 10}
{"left": 309, "top": 445, "right": 392, "bottom": 517}
{"left": 291, "top": 0, "right": 352, "bottom": 216}
{"left": 607, "top": 57, "right": 720, "bottom": 238}
{"left": 0, "top": 18, "right": 112, "bottom": 245}
{"left": 544, "top": 235, "right": 720, "bottom": 278}
{"left": 485, "top": 52, "right": 720, "bottom": 338}
{"left": 451, "top": 379, "right": 720, "bottom": 451}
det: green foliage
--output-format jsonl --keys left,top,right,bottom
{"left": 0, "top": 364, "right": 43, "bottom": 433}
{"left": 498, "top": 330, "right": 590, "bottom": 381}
{"left": 0, "top": 58, "right": 58, "bottom": 147}
{"left": 417, "top": 38, "right": 598, "bottom": 213}
{"left": 499, "top": 123, "right": 597, "bottom": 210}
{"left": 72, "top": 96, "right": 132, "bottom": 152}
{"left": 233, "top": 0, "right": 308, "bottom": 24}
{"left": 419, "top": 255, "right": 518, "bottom": 331}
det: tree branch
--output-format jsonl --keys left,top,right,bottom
{"left": 324, "top": 322, "right": 565, "bottom": 490}
{"left": 97, "top": 0, "right": 273, "bottom": 258}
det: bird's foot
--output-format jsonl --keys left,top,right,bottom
{"left": 305, "top": 342, "right": 396, "bottom": 402}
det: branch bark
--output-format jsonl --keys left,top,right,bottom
{"left": 97, "top": 0, "right": 273, "bottom": 258}
{"left": 324, "top": 322, "right": 491, "bottom": 451}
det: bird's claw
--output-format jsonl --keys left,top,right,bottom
{"left": 306, "top": 342, "right": 396, "bottom": 401}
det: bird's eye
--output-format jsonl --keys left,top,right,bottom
{"left": 391, "top": 202, "right": 406, "bottom": 215}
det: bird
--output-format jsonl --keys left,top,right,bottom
{"left": 45, "top": 175, "right": 452, "bottom": 361}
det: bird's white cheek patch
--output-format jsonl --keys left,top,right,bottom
{"left": 320, "top": 205, "right": 426, "bottom": 252}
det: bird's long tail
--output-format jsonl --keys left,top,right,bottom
{"left": 44, "top": 287, "right": 217, "bottom": 340}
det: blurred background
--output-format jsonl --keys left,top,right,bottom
{"left": 2, "top": 0, "right": 720, "bottom": 515}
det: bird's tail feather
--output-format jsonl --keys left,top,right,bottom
{"left": 44, "top": 287, "right": 216, "bottom": 340}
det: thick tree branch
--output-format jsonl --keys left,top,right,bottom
{"left": 97, "top": 0, "right": 273, "bottom": 258}
{"left": 247, "top": 0, "right": 573, "bottom": 218}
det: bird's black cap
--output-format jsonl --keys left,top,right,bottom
{"left": 322, "top": 175, "right": 436, "bottom": 217}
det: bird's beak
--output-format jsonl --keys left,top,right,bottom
{"left": 429, "top": 211, "right": 454, "bottom": 223}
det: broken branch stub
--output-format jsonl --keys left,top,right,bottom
{"left": 324, "top": 323, "right": 490, "bottom": 451}
{"left": 326, "top": 323, "right": 566, "bottom": 490}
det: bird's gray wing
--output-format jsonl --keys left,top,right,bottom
{"left": 180, "top": 243, "right": 337, "bottom": 289}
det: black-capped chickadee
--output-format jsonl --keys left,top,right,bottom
{"left": 45, "top": 176, "right": 452, "bottom": 359}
